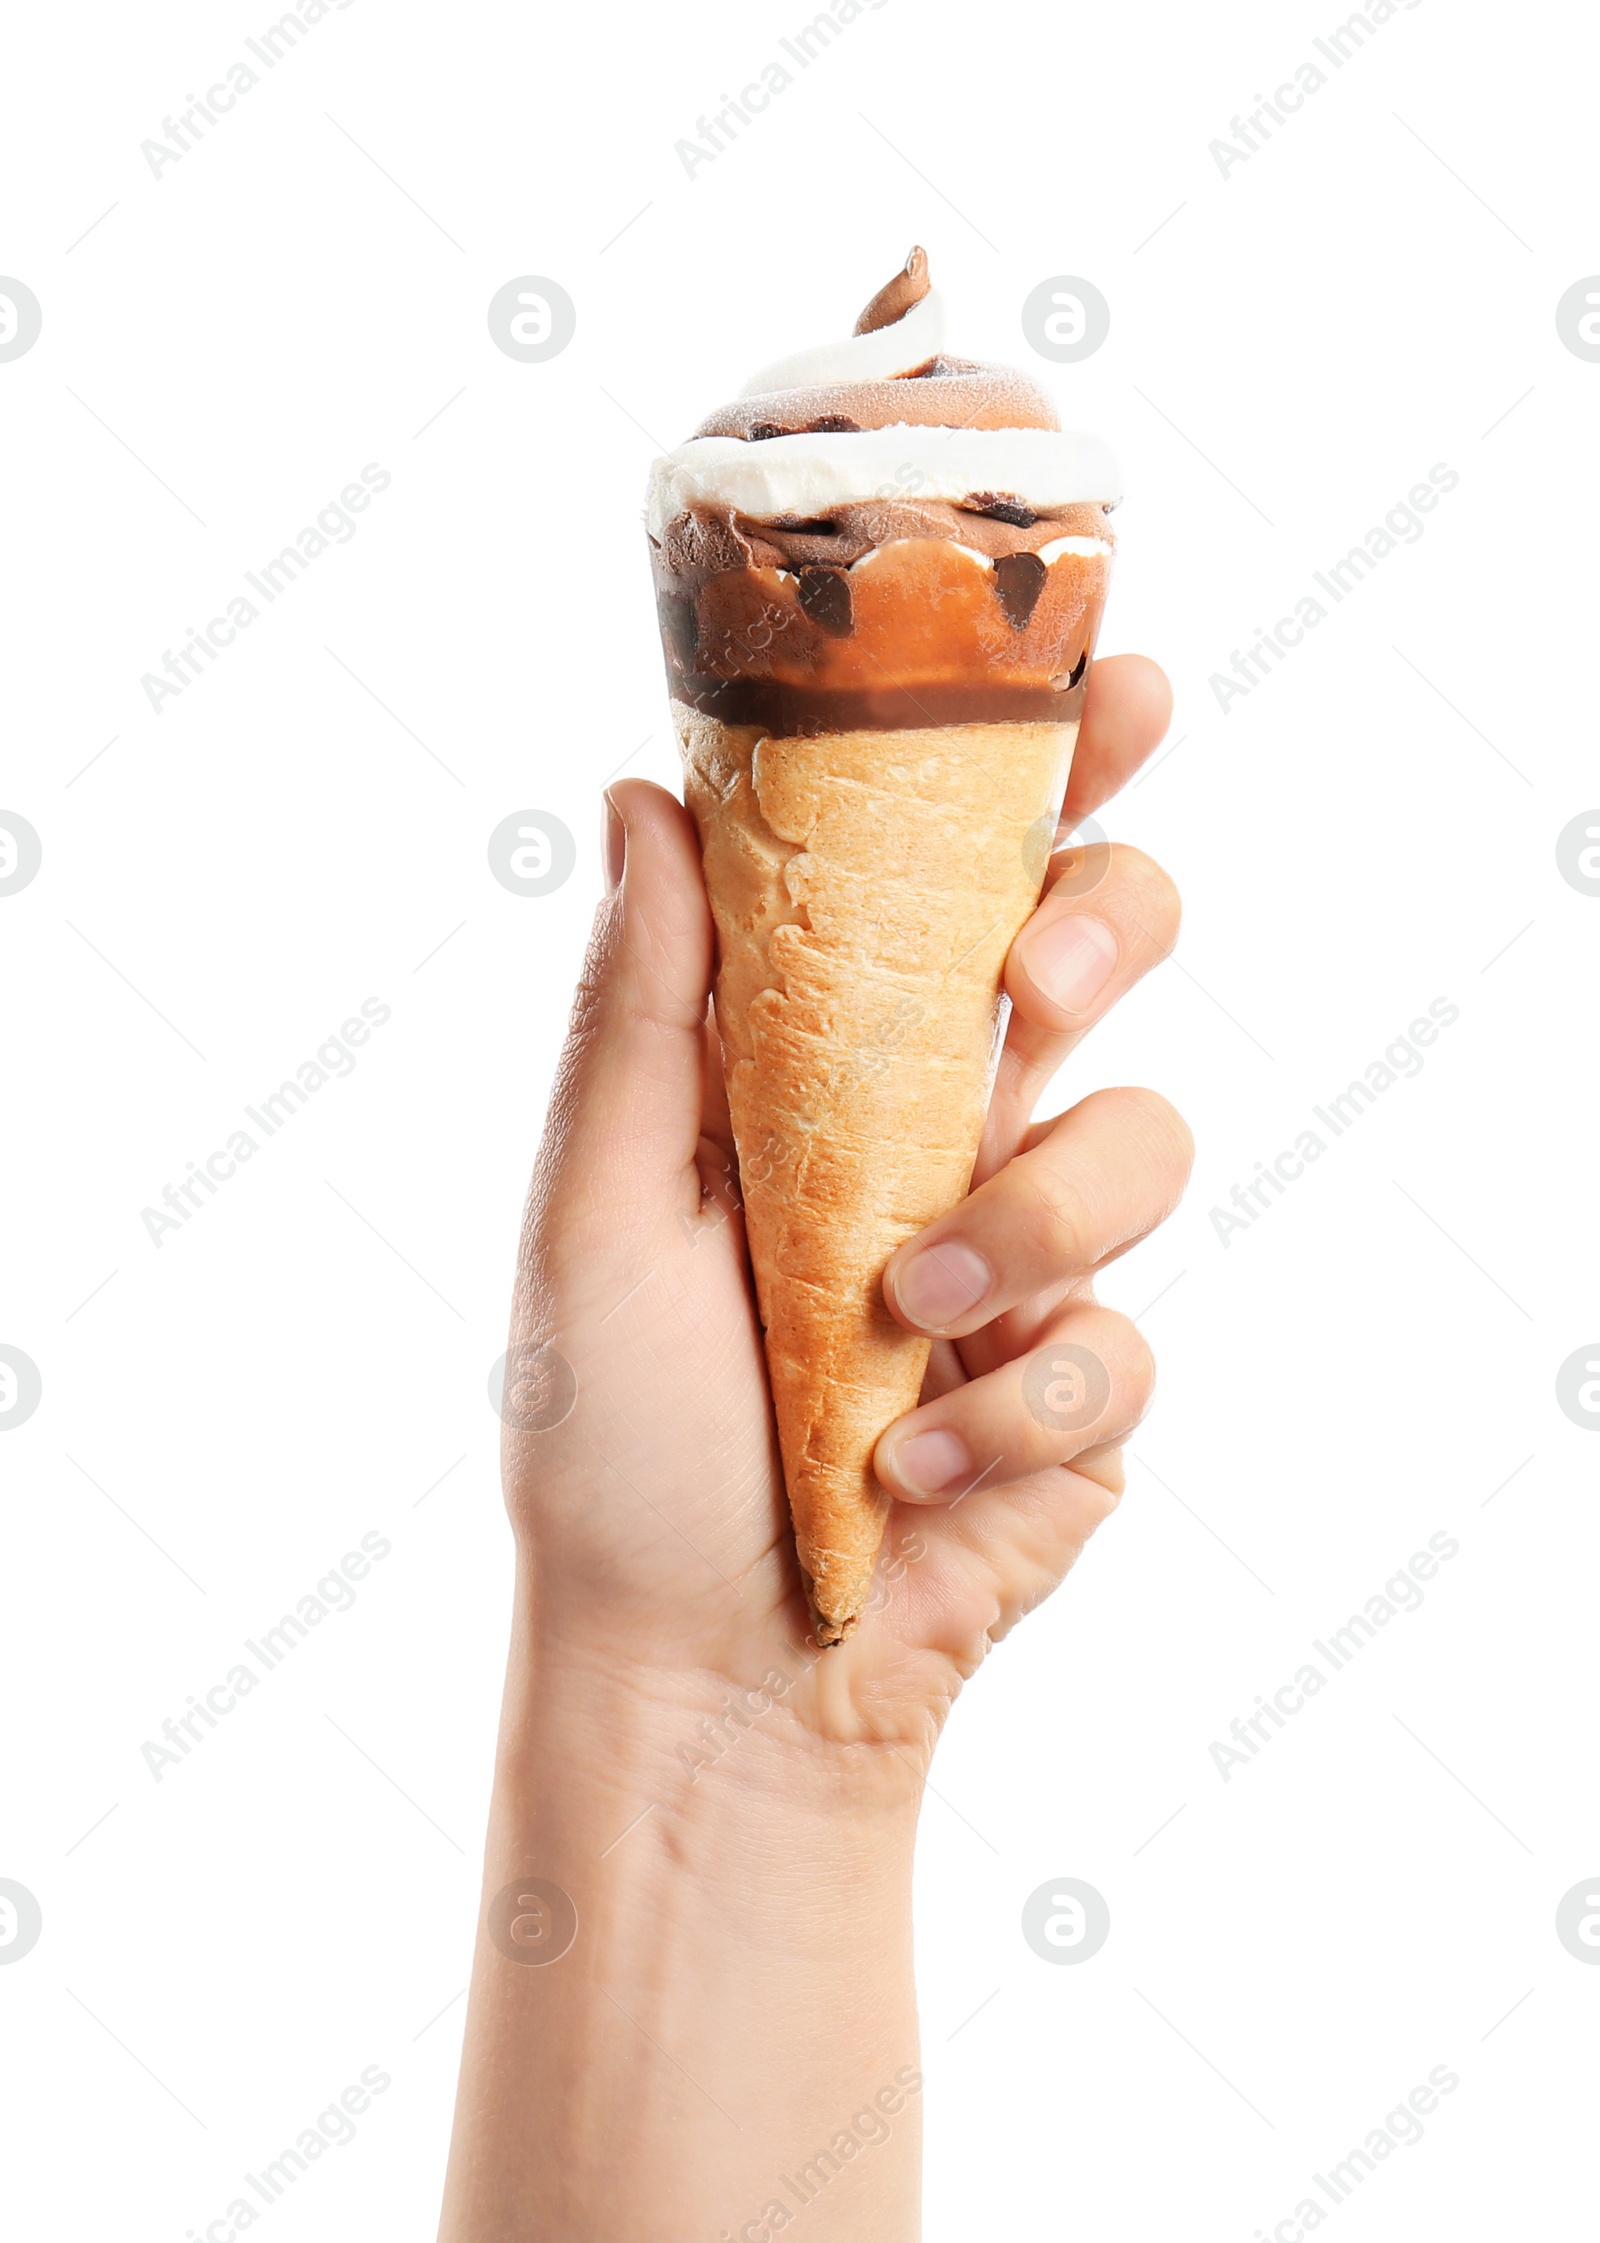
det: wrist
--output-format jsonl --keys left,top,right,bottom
{"left": 440, "top": 1596, "right": 925, "bottom": 2242}
{"left": 500, "top": 1596, "right": 925, "bottom": 1862}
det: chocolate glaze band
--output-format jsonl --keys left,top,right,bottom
{"left": 665, "top": 671, "right": 1091, "bottom": 736}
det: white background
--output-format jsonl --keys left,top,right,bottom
{"left": 2, "top": 0, "right": 1595, "bottom": 2236}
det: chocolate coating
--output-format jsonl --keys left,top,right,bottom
{"left": 653, "top": 252, "right": 1115, "bottom": 734}
{"left": 651, "top": 524, "right": 1110, "bottom": 735}
{"left": 665, "top": 676, "right": 1091, "bottom": 733}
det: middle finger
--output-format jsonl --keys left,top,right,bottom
{"left": 885, "top": 1084, "right": 1193, "bottom": 1340}
{"left": 977, "top": 841, "right": 1181, "bottom": 1181}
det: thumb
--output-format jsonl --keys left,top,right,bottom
{"left": 537, "top": 779, "right": 714, "bottom": 1223}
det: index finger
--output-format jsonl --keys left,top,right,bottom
{"left": 1062, "top": 653, "right": 1174, "bottom": 824}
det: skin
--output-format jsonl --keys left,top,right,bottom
{"left": 438, "top": 653, "right": 1191, "bottom": 2243}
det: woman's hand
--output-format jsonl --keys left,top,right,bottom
{"left": 501, "top": 652, "right": 1189, "bottom": 1763}
{"left": 439, "top": 653, "right": 1188, "bottom": 2243}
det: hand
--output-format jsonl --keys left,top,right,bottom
{"left": 503, "top": 652, "right": 1189, "bottom": 1768}
{"left": 442, "top": 656, "right": 1190, "bottom": 2241}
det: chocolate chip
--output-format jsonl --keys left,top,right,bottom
{"left": 808, "top": 414, "right": 861, "bottom": 432}
{"left": 993, "top": 552, "right": 1047, "bottom": 630}
{"left": 965, "top": 493, "right": 1038, "bottom": 527}
{"left": 747, "top": 421, "right": 786, "bottom": 441}
{"left": 797, "top": 566, "right": 853, "bottom": 636}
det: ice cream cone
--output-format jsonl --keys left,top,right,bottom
{"left": 647, "top": 249, "right": 1119, "bottom": 1640}
{"left": 677, "top": 704, "right": 1081, "bottom": 1640}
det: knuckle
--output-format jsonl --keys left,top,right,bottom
{"left": 1018, "top": 1165, "right": 1095, "bottom": 1270}
{"left": 1105, "top": 1313, "right": 1158, "bottom": 1423}
{"left": 1049, "top": 842, "right": 1181, "bottom": 944}
{"left": 1139, "top": 1088, "right": 1196, "bottom": 1179}
{"left": 1100, "top": 839, "right": 1154, "bottom": 882}
{"left": 1117, "top": 845, "right": 1183, "bottom": 941}
{"left": 1092, "top": 1084, "right": 1195, "bottom": 1188}
{"left": 1129, "top": 1338, "right": 1159, "bottom": 1422}
{"left": 1065, "top": 1449, "right": 1127, "bottom": 1513}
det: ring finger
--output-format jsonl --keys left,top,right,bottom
{"left": 873, "top": 1300, "right": 1154, "bottom": 1503}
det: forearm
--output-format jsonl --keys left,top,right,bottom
{"left": 438, "top": 1587, "right": 925, "bottom": 2242}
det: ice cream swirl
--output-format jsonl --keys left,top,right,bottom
{"left": 646, "top": 252, "right": 1118, "bottom": 733}
{"left": 648, "top": 247, "right": 1121, "bottom": 530}
{"left": 702, "top": 246, "right": 1063, "bottom": 442}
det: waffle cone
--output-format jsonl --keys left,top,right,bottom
{"left": 676, "top": 702, "right": 1079, "bottom": 1643}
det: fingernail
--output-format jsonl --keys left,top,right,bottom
{"left": 893, "top": 1238, "right": 992, "bottom": 1329}
{"left": 602, "top": 790, "right": 626, "bottom": 896}
{"left": 889, "top": 1427, "right": 973, "bottom": 1499}
{"left": 1024, "top": 911, "right": 1118, "bottom": 1014}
